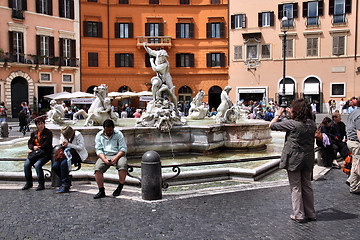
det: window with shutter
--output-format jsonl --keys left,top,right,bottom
{"left": 86, "top": 21, "right": 102, "bottom": 38}
{"left": 306, "top": 1, "right": 319, "bottom": 26}
{"left": 115, "top": 23, "right": 132, "bottom": 38}
{"left": 333, "top": 0, "right": 346, "bottom": 23}
{"left": 283, "top": 4, "right": 294, "bottom": 28}
{"left": 88, "top": 52, "right": 98, "bottom": 67}
{"left": 233, "top": 14, "right": 245, "bottom": 29}
{"left": 179, "top": 23, "right": 190, "bottom": 38}
{"left": 61, "top": 38, "right": 73, "bottom": 66}
{"left": 261, "top": 44, "right": 271, "bottom": 59}
{"left": 333, "top": 35, "right": 345, "bottom": 55}
{"left": 147, "top": 23, "right": 161, "bottom": 43}
{"left": 9, "top": 31, "right": 24, "bottom": 63}
{"left": 12, "top": 0, "right": 22, "bottom": 10}
{"left": 282, "top": 39, "right": 293, "bottom": 58}
{"left": 306, "top": 38, "right": 318, "bottom": 56}
{"left": 37, "top": 0, "right": 49, "bottom": 14}
{"left": 286, "top": 39, "right": 293, "bottom": 58}
{"left": 176, "top": 53, "right": 193, "bottom": 67}
{"left": 208, "top": 53, "right": 222, "bottom": 67}
{"left": 261, "top": 12, "right": 270, "bottom": 27}
{"left": 145, "top": 53, "right": 152, "bottom": 67}
{"left": 59, "top": 0, "right": 72, "bottom": 19}
{"left": 115, "top": 53, "right": 133, "bottom": 67}
{"left": 70, "top": 39, "right": 76, "bottom": 66}
{"left": 234, "top": 46, "right": 242, "bottom": 60}
{"left": 38, "top": 35, "right": 50, "bottom": 65}
{"left": 209, "top": 23, "right": 222, "bottom": 38}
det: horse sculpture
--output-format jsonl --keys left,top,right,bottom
{"left": 46, "top": 100, "right": 65, "bottom": 123}
{"left": 189, "top": 90, "right": 208, "bottom": 120}
{"left": 74, "top": 84, "right": 120, "bottom": 126}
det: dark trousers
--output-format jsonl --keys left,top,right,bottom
{"left": 333, "top": 141, "right": 350, "bottom": 160}
{"left": 52, "top": 149, "right": 81, "bottom": 187}
{"left": 24, "top": 156, "right": 50, "bottom": 185}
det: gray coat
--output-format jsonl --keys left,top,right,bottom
{"left": 271, "top": 119, "right": 316, "bottom": 171}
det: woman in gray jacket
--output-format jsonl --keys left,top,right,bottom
{"left": 269, "top": 99, "right": 317, "bottom": 223}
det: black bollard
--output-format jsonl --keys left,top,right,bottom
{"left": 141, "top": 151, "right": 162, "bottom": 200}
{"left": 1, "top": 121, "right": 8, "bottom": 137}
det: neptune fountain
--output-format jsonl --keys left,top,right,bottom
{"left": 42, "top": 42, "right": 271, "bottom": 158}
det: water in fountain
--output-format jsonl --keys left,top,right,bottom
{"left": 167, "top": 128, "right": 176, "bottom": 161}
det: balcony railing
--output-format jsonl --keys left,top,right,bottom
{"left": 281, "top": 18, "right": 294, "bottom": 29}
{"left": 12, "top": 9, "right": 24, "bottom": 20}
{"left": 306, "top": 17, "right": 319, "bottom": 27}
{"left": 137, "top": 36, "right": 172, "bottom": 48}
{"left": 0, "top": 53, "right": 79, "bottom": 67}
{"left": 332, "top": 14, "right": 347, "bottom": 24}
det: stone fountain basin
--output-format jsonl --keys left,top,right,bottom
{"left": 47, "top": 119, "right": 272, "bottom": 157}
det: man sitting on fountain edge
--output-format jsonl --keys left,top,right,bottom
{"left": 94, "top": 119, "right": 127, "bottom": 199}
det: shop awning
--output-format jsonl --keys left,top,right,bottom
{"left": 304, "top": 83, "right": 320, "bottom": 94}
{"left": 238, "top": 88, "right": 266, "bottom": 94}
{"left": 278, "top": 84, "right": 294, "bottom": 95}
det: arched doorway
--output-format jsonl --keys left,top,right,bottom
{"left": 178, "top": 85, "right": 192, "bottom": 101}
{"left": 86, "top": 85, "right": 97, "bottom": 94}
{"left": 208, "top": 86, "right": 222, "bottom": 111}
{"left": 118, "top": 86, "right": 132, "bottom": 92}
{"left": 178, "top": 86, "right": 192, "bottom": 113}
{"left": 303, "top": 77, "right": 322, "bottom": 113}
{"left": 11, "top": 77, "right": 28, "bottom": 118}
{"left": 278, "top": 78, "right": 296, "bottom": 106}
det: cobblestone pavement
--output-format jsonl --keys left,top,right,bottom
{"left": 0, "top": 168, "right": 359, "bottom": 240}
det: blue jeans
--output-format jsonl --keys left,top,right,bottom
{"left": 52, "top": 149, "right": 80, "bottom": 187}
{"left": 52, "top": 159, "right": 70, "bottom": 187}
{"left": 24, "top": 156, "right": 50, "bottom": 185}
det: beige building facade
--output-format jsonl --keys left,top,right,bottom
{"left": 229, "top": 0, "right": 360, "bottom": 112}
{"left": 0, "top": 0, "right": 80, "bottom": 117}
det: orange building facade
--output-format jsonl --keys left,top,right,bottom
{"left": 80, "top": 0, "right": 228, "bottom": 110}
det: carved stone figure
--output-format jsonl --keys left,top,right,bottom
{"left": 46, "top": 100, "right": 65, "bottom": 123}
{"left": 143, "top": 42, "right": 178, "bottom": 111}
{"left": 235, "top": 101, "right": 250, "bottom": 121}
{"left": 137, "top": 42, "right": 186, "bottom": 131}
{"left": 73, "top": 84, "right": 120, "bottom": 126}
{"left": 216, "top": 86, "right": 233, "bottom": 123}
{"left": 189, "top": 89, "right": 208, "bottom": 120}
{"left": 216, "top": 87, "right": 249, "bottom": 123}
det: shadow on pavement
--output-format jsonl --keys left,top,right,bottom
{"left": 316, "top": 207, "right": 358, "bottom": 221}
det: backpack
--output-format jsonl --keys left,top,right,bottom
{"left": 0, "top": 107, "right": 6, "bottom": 117}
{"left": 343, "top": 153, "right": 353, "bottom": 175}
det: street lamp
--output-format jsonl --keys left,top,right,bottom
{"left": 280, "top": 16, "right": 288, "bottom": 108}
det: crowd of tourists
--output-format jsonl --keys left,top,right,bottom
{"left": 328, "top": 97, "right": 359, "bottom": 114}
